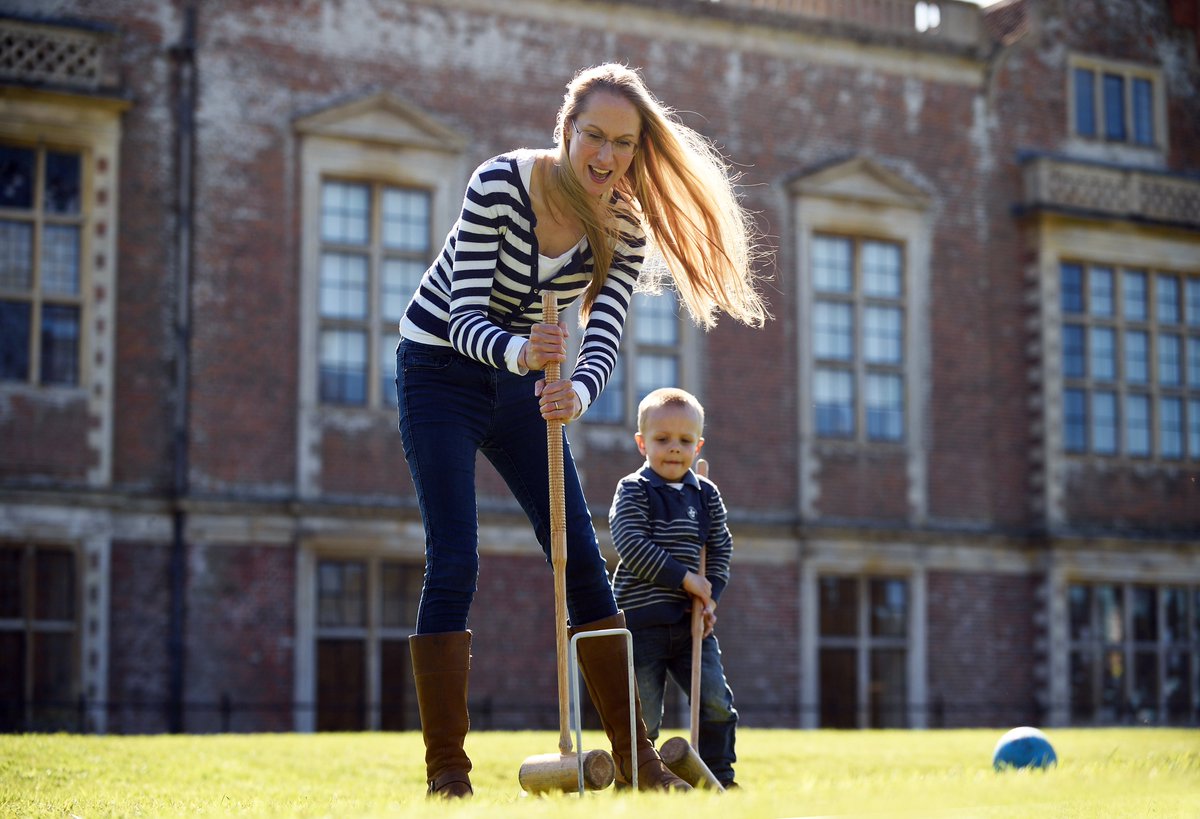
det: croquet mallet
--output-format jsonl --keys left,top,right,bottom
{"left": 660, "top": 458, "right": 725, "bottom": 790}
{"left": 517, "top": 292, "right": 616, "bottom": 795}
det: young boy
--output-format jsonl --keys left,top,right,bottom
{"left": 609, "top": 387, "right": 739, "bottom": 789}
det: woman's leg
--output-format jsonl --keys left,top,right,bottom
{"left": 483, "top": 369, "right": 616, "bottom": 625}
{"left": 397, "top": 341, "right": 493, "bottom": 797}
{"left": 397, "top": 341, "right": 493, "bottom": 633}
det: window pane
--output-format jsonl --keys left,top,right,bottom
{"left": 819, "top": 577, "right": 857, "bottom": 637}
{"left": 870, "top": 578, "right": 907, "bottom": 638}
{"left": 865, "top": 373, "right": 903, "bottom": 441}
{"left": 864, "top": 306, "right": 902, "bottom": 364}
{"left": 381, "top": 188, "right": 429, "bottom": 253}
{"left": 1165, "top": 651, "right": 1191, "bottom": 722}
{"left": 819, "top": 648, "right": 857, "bottom": 728}
{"left": 1158, "top": 333, "right": 1181, "bottom": 386}
{"left": 382, "top": 258, "right": 423, "bottom": 324}
{"left": 1131, "top": 586, "right": 1157, "bottom": 641}
{"left": 1131, "top": 77, "right": 1154, "bottom": 146}
{"left": 1093, "top": 391, "right": 1117, "bottom": 454}
{"left": 317, "top": 560, "right": 365, "bottom": 627}
{"left": 1156, "top": 275, "right": 1179, "bottom": 324}
{"left": 319, "top": 253, "right": 368, "bottom": 319}
{"left": 41, "top": 225, "right": 80, "bottom": 296}
{"left": 1061, "top": 263, "right": 1084, "bottom": 314}
{"left": 380, "top": 638, "right": 417, "bottom": 731}
{"left": 869, "top": 649, "right": 907, "bottom": 728}
{"left": 1131, "top": 651, "right": 1158, "bottom": 723}
{"left": 1125, "top": 330, "right": 1148, "bottom": 383}
{"left": 381, "top": 563, "right": 422, "bottom": 628}
{"left": 862, "top": 241, "right": 901, "bottom": 298}
{"left": 380, "top": 332, "right": 399, "bottom": 409}
{"left": 1097, "top": 584, "right": 1123, "bottom": 643}
{"left": 633, "top": 290, "right": 679, "bottom": 345}
{"left": 1160, "top": 397, "right": 1182, "bottom": 459}
{"left": 1100, "top": 647, "right": 1123, "bottom": 722}
{"left": 1188, "top": 338, "right": 1200, "bottom": 388}
{"left": 1163, "top": 588, "right": 1187, "bottom": 644}
{"left": 635, "top": 354, "right": 678, "bottom": 403}
{"left": 1070, "top": 650, "right": 1095, "bottom": 722}
{"left": 587, "top": 355, "right": 624, "bottom": 424}
{"left": 1062, "top": 324, "right": 1085, "bottom": 378}
{"left": 812, "top": 235, "right": 852, "bottom": 293}
{"left": 1103, "top": 73, "right": 1126, "bottom": 141}
{"left": 1186, "top": 279, "right": 1200, "bottom": 326}
{"left": 0, "top": 547, "right": 22, "bottom": 618}
{"left": 1123, "top": 271, "right": 1147, "bottom": 321}
{"left": 814, "top": 301, "right": 853, "bottom": 360}
{"left": 44, "top": 151, "right": 81, "bottom": 215}
{"left": 0, "top": 632, "right": 23, "bottom": 732}
{"left": 815, "top": 368, "right": 854, "bottom": 437}
{"left": 316, "top": 638, "right": 364, "bottom": 731}
{"left": 0, "top": 300, "right": 31, "bottom": 381}
{"left": 1090, "top": 326, "right": 1115, "bottom": 381}
{"left": 1089, "top": 267, "right": 1114, "bottom": 317}
{"left": 321, "top": 182, "right": 369, "bottom": 244}
{"left": 1190, "top": 400, "right": 1200, "bottom": 458}
{"left": 32, "top": 633, "right": 75, "bottom": 730}
{"left": 1069, "top": 585, "right": 1093, "bottom": 641}
{"left": 1126, "top": 393, "right": 1150, "bottom": 456}
{"left": 1064, "top": 388, "right": 1087, "bottom": 452}
{"left": 319, "top": 329, "right": 366, "bottom": 405}
{"left": 0, "top": 146, "right": 35, "bottom": 209}
{"left": 34, "top": 549, "right": 74, "bottom": 621}
{"left": 0, "top": 220, "right": 33, "bottom": 290}
{"left": 40, "top": 305, "right": 80, "bottom": 385}
{"left": 1073, "top": 67, "right": 1096, "bottom": 137}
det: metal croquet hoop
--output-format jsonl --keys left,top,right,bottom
{"left": 569, "top": 628, "right": 637, "bottom": 794}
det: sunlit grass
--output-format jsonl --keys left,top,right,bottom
{"left": 2, "top": 728, "right": 1197, "bottom": 818}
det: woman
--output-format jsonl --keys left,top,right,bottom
{"left": 397, "top": 63, "right": 766, "bottom": 798}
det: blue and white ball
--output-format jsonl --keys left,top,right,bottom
{"left": 992, "top": 726, "right": 1057, "bottom": 771}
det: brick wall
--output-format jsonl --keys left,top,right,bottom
{"left": 926, "top": 570, "right": 1039, "bottom": 727}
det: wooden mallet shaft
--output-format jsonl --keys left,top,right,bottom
{"left": 517, "top": 291, "right": 615, "bottom": 794}
{"left": 662, "top": 457, "right": 724, "bottom": 791}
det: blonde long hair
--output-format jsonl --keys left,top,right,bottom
{"left": 550, "top": 63, "right": 768, "bottom": 329}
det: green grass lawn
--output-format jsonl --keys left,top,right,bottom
{"left": 2, "top": 728, "right": 1197, "bottom": 818}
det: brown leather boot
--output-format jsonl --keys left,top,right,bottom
{"left": 409, "top": 631, "right": 473, "bottom": 798}
{"left": 570, "top": 612, "right": 692, "bottom": 791}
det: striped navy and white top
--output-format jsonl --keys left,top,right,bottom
{"left": 399, "top": 150, "right": 646, "bottom": 412}
{"left": 610, "top": 466, "right": 733, "bottom": 630}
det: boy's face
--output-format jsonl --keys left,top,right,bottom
{"left": 635, "top": 404, "right": 705, "bottom": 483}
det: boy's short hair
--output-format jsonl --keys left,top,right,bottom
{"left": 637, "top": 387, "right": 705, "bottom": 433}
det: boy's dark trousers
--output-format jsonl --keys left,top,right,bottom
{"left": 630, "top": 616, "right": 739, "bottom": 786}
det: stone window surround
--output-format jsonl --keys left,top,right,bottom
{"left": 0, "top": 89, "right": 125, "bottom": 488}
{"left": 1030, "top": 214, "right": 1200, "bottom": 528}
{"left": 790, "top": 157, "right": 933, "bottom": 525}
{"left": 294, "top": 92, "right": 468, "bottom": 500}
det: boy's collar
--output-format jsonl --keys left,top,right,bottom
{"left": 639, "top": 464, "right": 701, "bottom": 490}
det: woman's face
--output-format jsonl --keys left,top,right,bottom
{"left": 567, "top": 91, "right": 641, "bottom": 199}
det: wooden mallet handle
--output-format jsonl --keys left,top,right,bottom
{"left": 690, "top": 458, "right": 708, "bottom": 748}
{"left": 543, "top": 292, "right": 571, "bottom": 756}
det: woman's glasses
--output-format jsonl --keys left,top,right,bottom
{"left": 572, "top": 121, "right": 638, "bottom": 157}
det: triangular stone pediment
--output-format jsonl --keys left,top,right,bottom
{"left": 789, "top": 156, "right": 929, "bottom": 210}
{"left": 294, "top": 91, "right": 467, "bottom": 152}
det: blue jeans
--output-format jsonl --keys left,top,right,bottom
{"left": 632, "top": 617, "right": 738, "bottom": 785}
{"left": 396, "top": 339, "right": 617, "bottom": 634}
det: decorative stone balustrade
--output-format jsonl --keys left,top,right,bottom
{"left": 1022, "top": 155, "right": 1200, "bottom": 229}
{"left": 0, "top": 17, "right": 120, "bottom": 93}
